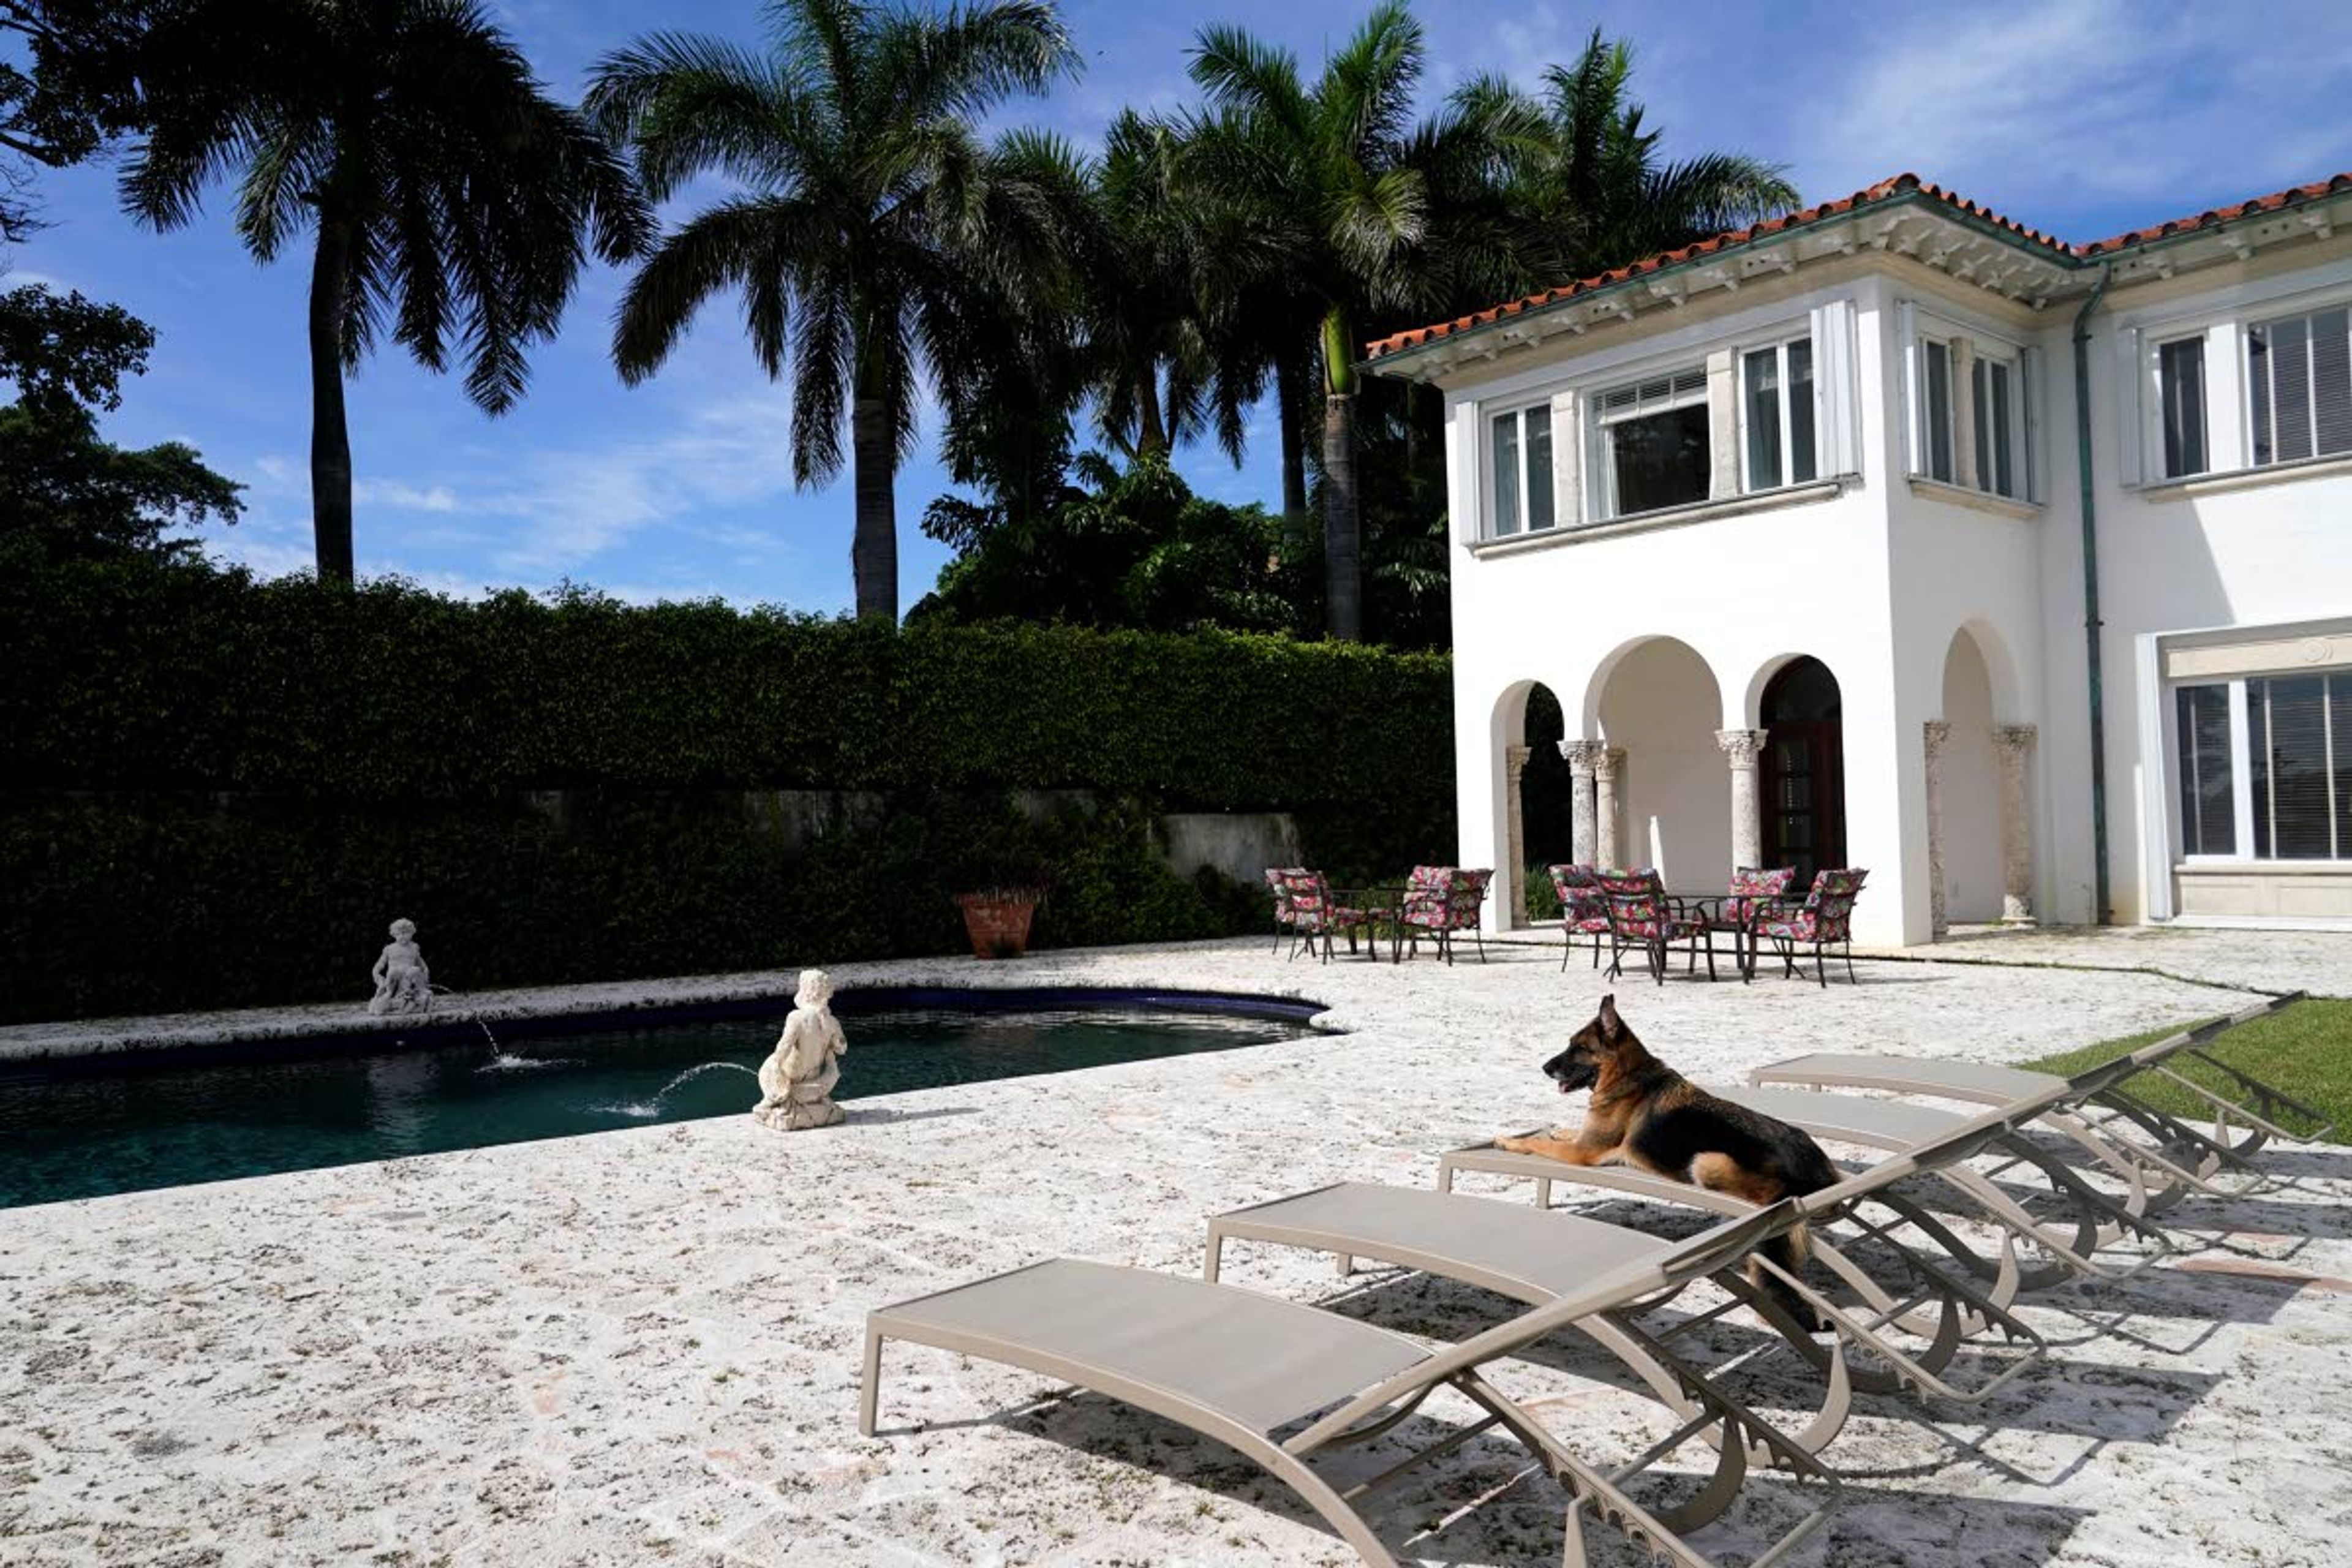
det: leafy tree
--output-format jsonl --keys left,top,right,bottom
{"left": 116, "top": 0, "right": 650, "bottom": 586}
{"left": 1488, "top": 29, "right": 1796, "bottom": 285}
{"left": 0, "top": 1, "right": 154, "bottom": 241}
{"left": 0, "top": 282, "right": 241, "bottom": 561}
{"left": 1183, "top": 2, "right": 1518, "bottom": 643}
{"left": 914, "top": 449, "right": 1299, "bottom": 635}
{"left": 586, "top": 0, "right": 1078, "bottom": 623}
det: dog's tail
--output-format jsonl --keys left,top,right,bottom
{"left": 1750, "top": 1226, "right": 1826, "bottom": 1333}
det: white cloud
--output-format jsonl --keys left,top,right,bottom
{"left": 353, "top": 477, "right": 461, "bottom": 513}
{"left": 1794, "top": 0, "right": 2352, "bottom": 211}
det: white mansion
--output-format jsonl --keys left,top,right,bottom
{"left": 1367, "top": 171, "right": 2352, "bottom": 946}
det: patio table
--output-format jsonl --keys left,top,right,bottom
{"left": 1329, "top": 886, "right": 1411, "bottom": 963}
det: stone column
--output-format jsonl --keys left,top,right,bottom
{"left": 1716, "top": 729, "right": 1768, "bottom": 874}
{"left": 1560, "top": 739, "right": 1601, "bottom": 865}
{"left": 1922, "top": 720, "right": 1951, "bottom": 938}
{"left": 1993, "top": 725, "right": 2039, "bottom": 924}
{"left": 1593, "top": 747, "right": 1626, "bottom": 869}
{"left": 1504, "top": 744, "right": 1532, "bottom": 929}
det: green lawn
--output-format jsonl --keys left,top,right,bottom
{"left": 2024, "top": 997, "right": 2352, "bottom": 1140}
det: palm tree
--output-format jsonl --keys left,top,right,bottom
{"left": 586, "top": 0, "right": 1076, "bottom": 622}
{"left": 119, "top": 0, "right": 649, "bottom": 586}
{"left": 1491, "top": 30, "right": 1798, "bottom": 285}
{"left": 1185, "top": 2, "right": 1510, "bottom": 642}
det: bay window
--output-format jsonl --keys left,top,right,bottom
{"left": 1487, "top": 401, "right": 1555, "bottom": 536}
{"left": 2248, "top": 304, "right": 2352, "bottom": 467}
{"left": 1741, "top": 336, "right": 1815, "bottom": 491}
{"left": 2173, "top": 674, "right": 2352, "bottom": 862}
{"left": 1593, "top": 366, "right": 1709, "bottom": 520}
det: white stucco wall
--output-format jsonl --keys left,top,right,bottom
{"left": 1430, "top": 227, "right": 2352, "bottom": 946}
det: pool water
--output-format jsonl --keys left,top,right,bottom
{"left": 0, "top": 1003, "right": 1317, "bottom": 1209}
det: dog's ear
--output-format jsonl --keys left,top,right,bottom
{"left": 1597, "top": 993, "right": 1620, "bottom": 1039}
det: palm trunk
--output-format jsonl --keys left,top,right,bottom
{"left": 307, "top": 221, "right": 355, "bottom": 586}
{"left": 1276, "top": 345, "right": 1308, "bottom": 521}
{"left": 849, "top": 375, "right": 899, "bottom": 625}
{"left": 1135, "top": 363, "right": 1168, "bottom": 458}
{"left": 1319, "top": 306, "right": 1362, "bottom": 642}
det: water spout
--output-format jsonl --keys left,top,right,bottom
{"left": 600, "top": 1060, "right": 758, "bottom": 1119}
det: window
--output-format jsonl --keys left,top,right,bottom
{"left": 2175, "top": 684, "right": 2235, "bottom": 856}
{"left": 1593, "top": 366, "right": 1709, "bottom": 519}
{"left": 1970, "top": 354, "right": 2020, "bottom": 498}
{"left": 2173, "top": 672, "right": 2352, "bottom": 862}
{"left": 1741, "top": 337, "right": 1815, "bottom": 491}
{"left": 1487, "top": 402, "right": 1554, "bottom": 536}
{"left": 1920, "top": 339, "right": 1955, "bottom": 483}
{"left": 2248, "top": 305, "right": 2352, "bottom": 466}
{"left": 2157, "top": 337, "right": 2208, "bottom": 478}
{"left": 2248, "top": 674, "right": 2350, "bottom": 859}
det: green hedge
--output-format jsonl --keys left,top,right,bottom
{"left": 0, "top": 560, "right": 1456, "bottom": 1022}
{"left": 0, "top": 557, "right": 1453, "bottom": 804}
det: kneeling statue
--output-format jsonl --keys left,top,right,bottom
{"left": 755, "top": 968, "right": 848, "bottom": 1131}
{"left": 368, "top": 918, "right": 433, "bottom": 1016}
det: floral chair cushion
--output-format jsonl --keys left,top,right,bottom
{"left": 1276, "top": 870, "right": 1367, "bottom": 932}
{"left": 1265, "top": 867, "right": 1306, "bottom": 922}
{"left": 1401, "top": 867, "right": 1490, "bottom": 930}
{"left": 1597, "top": 869, "right": 1700, "bottom": 940}
{"left": 1753, "top": 869, "right": 1869, "bottom": 943}
{"left": 1548, "top": 864, "right": 1610, "bottom": 932}
{"left": 1717, "top": 865, "right": 1800, "bottom": 929}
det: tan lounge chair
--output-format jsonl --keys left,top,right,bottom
{"left": 1441, "top": 1060, "right": 2174, "bottom": 1317}
{"left": 1748, "top": 994, "right": 2320, "bottom": 1204}
{"left": 862, "top": 1201, "right": 1842, "bottom": 1568}
{"left": 1212, "top": 1116, "right": 2049, "bottom": 1433}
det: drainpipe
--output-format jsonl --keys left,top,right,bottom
{"left": 2071, "top": 265, "right": 2114, "bottom": 925}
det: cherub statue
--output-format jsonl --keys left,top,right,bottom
{"left": 368, "top": 918, "right": 433, "bottom": 1016}
{"left": 754, "top": 968, "right": 849, "bottom": 1130}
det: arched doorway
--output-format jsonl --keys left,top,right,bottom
{"left": 1521, "top": 682, "right": 1574, "bottom": 873}
{"left": 1760, "top": 657, "right": 1845, "bottom": 887}
{"left": 1593, "top": 638, "right": 1728, "bottom": 884}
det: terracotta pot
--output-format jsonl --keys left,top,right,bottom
{"left": 954, "top": 892, "right": 1039, "bottom": 960}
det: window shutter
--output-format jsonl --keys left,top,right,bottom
{"left": 1895, "top": 300, "right": 1920, "bottom": 475}
{"left": 2021, "top": 344, "right": 2045, "bottom": 502}
{"left": 1550, "top": 388, "right": 1581, "bottom": 529}
{"left": 2114, "top": 326, "right": 2144, "bottom": 486}
{"left": 1808, "top": 300, "right": 1859, "bottom": 478}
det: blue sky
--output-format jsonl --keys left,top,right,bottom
{"left": 7, "top": 0, "right": 2350, "bottom": 612}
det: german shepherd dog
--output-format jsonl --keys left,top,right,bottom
{"left": 1496, "top": 994, "right": 1839, "bottom": 1321}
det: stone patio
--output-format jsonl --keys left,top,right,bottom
{"left": 3, "top": 933, "right": 2350, "bottom": 1566}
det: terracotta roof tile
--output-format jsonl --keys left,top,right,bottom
{"left": 1366, "top": 170, "right": 2352, "bottom": 361}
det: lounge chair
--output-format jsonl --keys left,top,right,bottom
{"left": 862, "top": 1202, "right": 1842, "bottom": 1568}
{"left": 1439, "top": 1057, "right": 2178, "bottom": 1312}
{"left": 1212, "top": 1118, "right": 2050, "bottom": 1429}
{"left": 1747, "top": 994, "right": 2318, "bottom": 1204}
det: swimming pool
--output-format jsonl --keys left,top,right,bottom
{"left": 0, "top": 989, "right": 1322, "bottom": 1209}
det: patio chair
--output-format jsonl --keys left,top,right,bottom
{"left": 1264, "top": 867, "right": 1308, "bottom": 956}
{"left": 862, "top": 1200, "right": 1841, "bottom": 1568}
{"left": 1205, "top": 1160, "right": 2049, "bottom": 1455}
{"left": 1748, "top": 992, "right": 2318, "bottom": 1205}
{"left": 1401, "top": 865, "right": 1492, "bottom": 965}
{"left": 1547, "top": 864, "right": 1611, "bottom": 971}
{"left": 1441, "top": 1057, "right": 2182, "bottom": 1310}
{"left": 1277, "top": 870, "right": 1373, "bottom": 964}
{"left": 1705, "top": 867, "right": 1797, "bottom": 984}
{"left": 1751, "top": 869, "right": 1868, "bottom": 986}
{"left": 1599, "top": 869, "right": 1714, "bottom": 984}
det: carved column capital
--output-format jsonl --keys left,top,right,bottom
{"left": 1921, "top": 718, "right": 1952, "bottom": 761}
{"left": 1591, "top": 745, "right": 1625, "bottom": 783}
{"left": 1559, "top": 737, "right": 1604, "bottom": 772}
{"left": 1992, "top": 723, "right": 2039, "bottom": 753}
{"left": 1504, "top": 743, "right": 1532, "bottom": 785}
{"left": 1715, "top": 728, "right": 1768, "bottom": 769}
